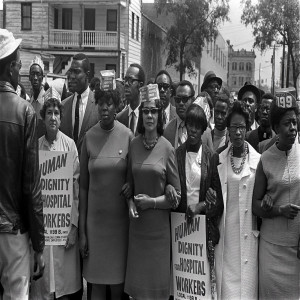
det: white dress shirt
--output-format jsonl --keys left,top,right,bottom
{"left": 164, "top": 103, "right": 171, "bottom": 125}
{"left": 128, "top": 105, "right": 140, "bottom": 134}
{"left": 72, "top": 86, "right": 90, "bottom": 135}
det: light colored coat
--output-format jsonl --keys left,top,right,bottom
{"left": 215, "top": 142, "right": 260, "bottom": 300}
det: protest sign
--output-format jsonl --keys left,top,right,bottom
{"left": 39, "top": 151, "right": 73, "bottom": 245}
{"left": 171, "top": 212, "right": 211, "bottom": 300}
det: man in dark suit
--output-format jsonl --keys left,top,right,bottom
{"left": 60, "top": 53, "right": 99, "bottom": 157}
{"left": 116, "top": 63, "right": 145, "bottom": 135}
{"left": 155, "top": 70, "right": 177, "bottom": 127}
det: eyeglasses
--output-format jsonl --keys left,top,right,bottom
{"left": 142, "top": 108, "right": 159, "bottom": 115}
{"left": 229, "top": 125, "right": 247, "bottom": 132}
{"left": 124, "top": 77, "right": 140, "bottom": 86}
{"left": 13, "top": 60, "right": 22, "bottom": 70}
{"left": 157, "top": 83, "right": 170, "bottom": 91}
{"left": 174, "top": 96, "right": 192, "bottom": 104}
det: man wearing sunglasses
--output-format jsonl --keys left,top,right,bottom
{"left": 164, "top": 80, "right": 195, "bottom": 148}
{"left": 155, "top": 70, "right": 177, "bottom": 126}
{"left": 117, "top": 63, "right": 145, "bottom": 135}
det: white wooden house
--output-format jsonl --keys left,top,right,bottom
{"left": 3, "top": 0, "right": 142, "bottom": 83}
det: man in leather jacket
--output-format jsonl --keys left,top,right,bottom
{"left": 0, "top": 29, "right": 45, "bottom": 299}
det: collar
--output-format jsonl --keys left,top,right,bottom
{"left": 0, "top": 81, "right": 17, "bottom": 94}
{"left": 128, "top": 104, "right": 140, "bottom": 117}
{"left": 31, "top": 87, "right": 45, "bottom": 103}
{"left": 75, "top": 86, "right": 90, "bottom": 104}
{"left": 177, "top": 115, "right": 184, "bottom": 128}
{"left": 43, "top": 130, "right": 61, "bottom": 146}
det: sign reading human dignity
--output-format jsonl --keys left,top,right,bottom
{"left": 39, "top": 151, "right": 73, "bottom": 245}
{"left": 171, "top": 212, "right": 211, "bottom": 300}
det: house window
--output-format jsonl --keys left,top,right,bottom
{"left": 106, "top": 64, "right": 116, "bottom": 71}
{"left": 136, "top": 16, "right": 139, "bottom": 41}
{"left": 239, "top": 62, "right": 244, "bottom": 71}
{"left": 239, "top": 76, "right": 244, "bottom": 86}
{"left": 107, "top": 10, "right": 117, "bottom": 31}
{"left": 232, "top": 76, "right": 237, "bottom": 86}
{"left": 21, "top": 3, "right": 32, "bottom": 30}
{"left": 62, "top": 8, "right": 72, "bottom": 30}
{"left": 54, "top": 8, "right": 59, "bottom": 29}
{"left": 246, "top": 62, "right": 252, "bottom": 71}
{"left": 131, "top": 12, "right": 135, "bottom": 39}
{"left": 232, "top": 62, "right": 237, "bottom": 71}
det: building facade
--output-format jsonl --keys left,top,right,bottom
{"left": 3, "top": 0, "right": 141, "bottom": 89}
{"left": 228, "top": 45, "right": 256, "bottom": 93}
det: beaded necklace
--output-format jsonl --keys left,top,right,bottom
{"left": 230, "top": 142, "right": 248, "bottom": 174}
{"left": 142, "top": 135, "right": 159, "bottom": 150}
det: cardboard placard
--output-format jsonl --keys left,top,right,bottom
{"left": 100, "top": 69, "right": 116, "bottom": 91}
{"left": 140, "top": 84, "right": 160, "bottom": 102}
{"left": 39, "top": 151, "right": 73, "bottom": 245}
{"left": 171, "top": 212, "right": 211, "bottom": 300}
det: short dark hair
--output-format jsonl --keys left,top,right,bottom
{"left": 185, "top": 104, "right": 208, "bottom": 133}
{"left": 215, "top": 93, "right": 230, "bottom": 107}
{"left": 155, "top": 70, "right": 173, "bottom": 86}
{"left": 177, "top": 80, "right": 195, "bottom": 98}
{"left": 262, "top": 93, "right": 276, "bottom": 101}
{"left": 29, "top": 63, "right": 43, "bottom": 76}
{"left": 73, "top": 53, "right": 90, "bottom": 73}
{"left": 270, "top": 101, "right": 299, "bottom": 132}
{"left": 40, "top": 98, "right": 63, "bottom": 120}
{"left": 136, "top": 99, "right": 164, "bottom": 136}
{"left": 226, "top": 101, "right": 250, "bottom": 131}
{"left": 0, "top": 48, "right": 19, "bottom": 77}
{"left": 89, "top": 77, "right": 100, "bottom": 90}
{"left": 129, "top": 63, "right": 145, "bottom": 84}
{"left": 94, "top": 88, "right": 120, "bottom": 108}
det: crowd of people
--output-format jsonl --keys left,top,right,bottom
{"left": 1, "top": 28, "right": 300, "bottom": 300}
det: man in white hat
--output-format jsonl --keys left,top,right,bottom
{"left": 0, "top": 29, "right": 45, "bottom": 299}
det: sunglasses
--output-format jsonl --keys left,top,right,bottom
{"left": 124, "top": 77, "right": 140, "bottom": 86}
{"left": 174, "top": 96, "right": 192, "bottom": 104}
{"left": 142, "top": 108, "right": 159, "bottom": 115}
{"left": 158, "top": 83, "right": 170, "bottom": 91}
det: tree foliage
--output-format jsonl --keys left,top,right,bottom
{"left": 241, "top": 0, "right": 300, "bottom": 90}
{"left": 154, "top": 0, "right": 229, "bottom": 80}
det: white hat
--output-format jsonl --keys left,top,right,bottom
{"left": 0, "top": 29, "right": 22, "bottom": 60}
{"left": 30, "top": 56, "right": 44, "bottom": 72}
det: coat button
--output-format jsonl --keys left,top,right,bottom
{"left": 245, "top": 259, "right": 248, "bottom": 264}
{"left": 243, "top": 184, "right": 246, "bottom": 189}
{"left": 244, "top": 234, "right": 248, "bottom": 239}
{"left": 245, "top": 209, "right": 248, "bottom": 213}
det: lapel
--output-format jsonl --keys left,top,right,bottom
{"left": 62, "top": 95, "right": 75, "bottom": 138}
{"left": 78, "top": 91, "right": 95, "bottom": 140}
{"left": 217, "top": 143, "right": 230, "bottom": 214}
{"left": 174, "top": 118, "right": 180, "bottom": 149}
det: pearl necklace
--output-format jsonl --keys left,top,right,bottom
{"left": 230, "top": 142, "right": 248, "bottom": 174}
{"left": 142, "top": 135, "right": 159, "bottom": 150}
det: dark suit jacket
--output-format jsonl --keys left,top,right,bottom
{"left": 60, "top": 91, "right": 99, "bottom": 156}
{"left": 175, "top": 142, "right": 223, "bottom": 246}
{"left": 164, "top": 117, "right": 214, "bottom": 151}
{"left": 116, "top": 106, "right": 139, "bottom": 136}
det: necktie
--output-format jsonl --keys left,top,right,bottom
{"left": 73, "top": 94, "right": 80, "bottom": 143}
{"left": 163, "top": 110, "right": 167, "bottom": 128}
{"left": 178, "top": 121, "right": 187, "bottom": 146}
{"left": 130, "top": 111, "right": 135, "bottom": 134}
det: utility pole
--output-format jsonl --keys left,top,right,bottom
{"left": 281, "top": 38, "right": 285, "bottom": 88}
{"left": 271, "top": 44, "right": 275, "bottom": 95}
{"left": 286, "top": 47, "right": 290, "bottom": 88}
{"left": 259, "top": 62, "right": 261, "bottom": 89}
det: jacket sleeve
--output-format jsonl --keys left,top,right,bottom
{"left": 23, "top": 106, "right": 45, "bottom": 253}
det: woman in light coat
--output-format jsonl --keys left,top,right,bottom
{"left": 211, "top": 101, "right": 260, "bottom": 300}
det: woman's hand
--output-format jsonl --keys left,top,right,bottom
{"left": 134, "top": 194, "right": 153, "bottom": 211}
{"left": 205, "top": 188, "right": 217, "bottom": 209}
{"left": 79, "top": 232, "right": 89, "bottom": 259}
{"left": 261, "top": 194, "right": 273, "bottom": 211}
{"left": 279, "top": 204, "right": 300, "bottom": 219}
{"left": 186, "top": 203, "right": 203, "bottom": 224}
{"left": 121, "top": 182, "right": 132, "bottom": 200}
{"left": 65, "top": 225, "right": 77, "bottom": 250}
{"left": 165, "top": 185, "right": 180, "bottom": 209}
{"left": 129, "top": 199, "right": 139, "bottom": 219}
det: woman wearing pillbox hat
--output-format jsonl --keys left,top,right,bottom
{"left": 124, "top": 84, "right": 181, "bottom": 300}
{"left": 30, "top": 87, "right": 82, "bottom": 299}
{"left": 252, "top": 94, "right": 300, "bottom": 299}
